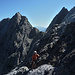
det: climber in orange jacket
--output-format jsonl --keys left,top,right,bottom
{"left": 32, "top": 51, "right": 40, "bottom": 69}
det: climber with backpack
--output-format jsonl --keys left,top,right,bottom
{"left": 32, "top": 51, "right": 40, "bottom": 69}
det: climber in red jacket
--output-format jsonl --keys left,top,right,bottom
{"left": 32, "top": 51, "right": 40, "bottom": 69}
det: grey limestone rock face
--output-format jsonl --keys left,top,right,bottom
{"left": 6, "top": 64, "right": 54, "bottom": 75}
{"left": 5, "top": 66, "right": 29, "bottom": 75}
{"left": 24, "top": 7, "right": 75, "bottom": 69}
{"left": 0, "top": 12, "right": 43, "bottom": 74}
{"left": 27, "top": 64, "right": 54, "bottom": 75}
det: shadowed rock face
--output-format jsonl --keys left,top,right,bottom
{"left": 25, "top": 7, "right": 75, "bottom": 75}
{"left": 0, "top": 12, "right": 43, "bottom": 74}
{"left": 53, "top": 50, "right": 75, "bottom": 75}
{"left": 63, "top": 6, "right": 75, "bottom": 23}
{"left": 52, "top": 22, "right": 75, "bottom": 75}
{"left": 46, "top": 7, "right": 68, "bottom": 33}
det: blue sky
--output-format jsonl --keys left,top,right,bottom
{"left": 0, "top": 0, "right": 75, "bottom": 27}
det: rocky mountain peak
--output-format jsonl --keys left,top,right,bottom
{"left": 62, "top": 6, "right": 75, "bottom": 23}
{"left": 61, "top": 7, "right": 68, "bottom": 11}
{"left": 11, "top": 12, "right": 22, "bottom": 25}
{"left": 14, "top": 12, "right": 21, "bottom": 18}
{"left": 0, "top": 12, "right": 43, "bottom": 74}
{"left": 70, "top": 6, "right": 75, "bottom": 11}
{"left": 46, "top": 7, "right": 68, "bottom": 32}
{"left": 59, "top": 7, "right": 68, "bottom": 14}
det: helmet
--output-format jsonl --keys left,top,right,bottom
{"left": 34, "top": 51, "right": 37, "bottom": 54}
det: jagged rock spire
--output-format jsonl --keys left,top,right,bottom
{"left": 46, "top": 7, "right": 68, "bottom": 32}
{"left": 62, "top": 6, "right": 75, "bottom": 23}
{"left": 14, "top": 12, "right": 21, "bottom": 17}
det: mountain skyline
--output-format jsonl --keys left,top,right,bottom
{"left": 0, "top": 0, "right": 75, "bottom": 28}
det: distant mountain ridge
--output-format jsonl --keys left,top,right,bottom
{"left": 35, "top": 26, "right": 46, "bottom": 32}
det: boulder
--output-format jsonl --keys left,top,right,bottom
{"left": 5, "top": 66, "right": 29, "bottom": 75}
{"left": 27, "top": 64, "right": 54, "bottom": 75}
